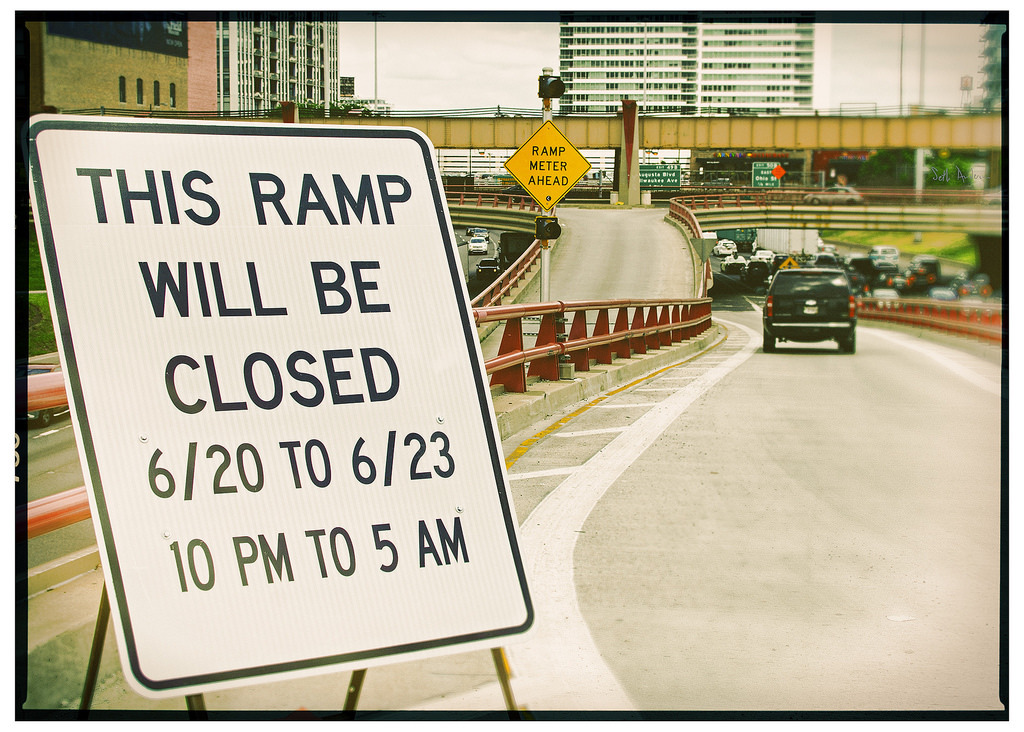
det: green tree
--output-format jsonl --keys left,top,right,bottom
{"left": 857, "top": 149, "right": 916, "bottom": 187}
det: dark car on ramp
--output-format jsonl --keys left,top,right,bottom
{"left": 763, "top": 268, "right": 857, "bottom": 354}
{"left": 475, "top": 257, "right": 502, "bottom": 282}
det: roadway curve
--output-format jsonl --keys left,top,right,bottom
{"left": 547, "top": 207, "right": 698, "bottom": 300}
{"left": 485, "top": 209, "right": 1001, "bottom": 712}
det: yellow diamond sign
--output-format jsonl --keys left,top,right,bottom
{"left": 504, "top": 120, "right": 591, "bottom": 209}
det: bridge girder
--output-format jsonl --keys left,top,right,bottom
{"left": 303, "top": 114, "right": 1003, "bottom": 151}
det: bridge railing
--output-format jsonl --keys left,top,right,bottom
{"left": 475, "top": 298, "right": 713, "bottom": 393}
{"left": 470, "top": 238, "right": 543, "bottom": 308}
{"left": 666, "top": 198, "right": 705, "bottom": 239}
{"left": 857, "top": 296, "right": 1003, "bottom": 344}
{"left": 672, "top": 186, "right": 1000, "bottom": 209}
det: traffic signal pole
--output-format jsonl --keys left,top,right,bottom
{"left": 541, "top": 94, "right": 553, "bottom": 303}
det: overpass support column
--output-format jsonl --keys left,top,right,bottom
{"left": 970, "top": 233, "right": 1003, "bottom": 294}
{"left": 618, "top": 99, "right": 641, "bottom": 206}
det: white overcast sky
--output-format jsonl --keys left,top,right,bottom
{"left": 336, "top": 11, "right": 1000, "bottom": 112}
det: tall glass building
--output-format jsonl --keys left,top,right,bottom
{"left": 215, "top": 14, "right": 341, "bottom": 113}
{"left": 558, "top": 12, "right": 817, "bottom": 116}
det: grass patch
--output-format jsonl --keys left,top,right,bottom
{"left": 24, "top": 224, "right": 58, "bottom": 356}
{"left": 821, "top": 230, "right": 977, "bottom": 267}
{"left": 27, "top": 225, "right": 46, "bottom": 291}
{"left": 27, "top": 293, "right": 58, "bottom": 356}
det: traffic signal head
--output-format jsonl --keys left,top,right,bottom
{"left": 538, "top": 74, "right": 565, "bottom": 99}
{"left": 535, "top": 216, "right": 561, "bottom": 240}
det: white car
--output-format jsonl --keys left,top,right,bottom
{"left": 750, "top": 250, "right": 774, "bottom": 265}
{"left": 467, "top": 236, "right": 489, "bottom": 254}
{"left": 720, "top": 254, "right": 746, "bottom": 274}
{"left": 713, "top": 239, "right": 737, "bottom": 257}
{"left": 869, "top": 245, "right": 900, "bottom": 267}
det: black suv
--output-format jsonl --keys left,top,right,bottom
{"left": 763, "top": 268, "right": 857, "bottom": 353}
{"left": 903, "top": 255, "right": 941, "bottom": 293}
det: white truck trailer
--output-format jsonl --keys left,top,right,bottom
{"left": 756, "top": 228, "right": 821, "bottom": 255}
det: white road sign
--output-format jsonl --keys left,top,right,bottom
{"left": 26, "top": 116, "right": 533, "bottom": 698}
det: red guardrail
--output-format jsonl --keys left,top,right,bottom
{"left": 447, "top": 192, "right": 542, "bottom": 212}
{"left": 666, "top": 197, "right": 704, "bottom": 239}
{"left": 857, "top": 296, "right": 1003, "bottom": 343}
{"left": 26, "top": 370, "right": 67, "bottom": 409}
{"left": 475, "top": 298, "right": 713, "bottom": 393}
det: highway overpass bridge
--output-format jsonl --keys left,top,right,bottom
{"left": 296, "top": 112, "right": 1002, "bottom": 152}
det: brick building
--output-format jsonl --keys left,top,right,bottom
{"left": 23, "top": 16, "right": 217, "bottom": 115}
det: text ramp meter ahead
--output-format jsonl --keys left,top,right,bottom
{"left": 503, "top": 120, "right": 591, "bottom": 209}
{"left": 26, "top": 116, "right": 533, "bottom": 698}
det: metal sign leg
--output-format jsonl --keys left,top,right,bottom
{"left": 77, "top": 582, "right": 111, "bottom": 717}
{"left": 491, "top": 647, "right": 522, "bottom": 719}
{"left": 186, "top": 693, "right": 208, "bottom": 719}
{"left": 341, "top": 668, "right": 367, "bottom": 719}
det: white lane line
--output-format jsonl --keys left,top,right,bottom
{"left": 744, "top": 296, "right": 764, "bottom": 313}
{"left": 505, "top": 319, "right": 759, "bottom": 712}
{"left": 867, "top": 328, "right": 1002, "bottom": 396}
{"left": 552, "top": 427, "right": 628, "bottom": 438}
{"left": 32, "top": 424, "right": 71, "bottom": 439}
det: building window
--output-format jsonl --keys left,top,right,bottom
{"left": 169, "top": 83, "right": 176, "bottom": 108}
{"left": 119, "top": 76, "right": 126, "bottom": 103}
{"left": 136, "top": 78, "right": 144, "bottom": 105}
{"left": 154, "top": 81, "right": 160, "bottom": 106}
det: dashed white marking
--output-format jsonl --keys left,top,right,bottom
{"left": 507, "top": 467, "right": 575, "bottom": 481}
{"left": 595, "top": 401, "right": 661, "bottom": 409}
{"left": 33, "top": 424, "right": 71, "bottom": 439}
{"left": 552, "top": 427, "right": 628, "bottom": 438}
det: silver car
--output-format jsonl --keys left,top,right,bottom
{"left": 802, "top": 186, "right": 863, "bottom": 205}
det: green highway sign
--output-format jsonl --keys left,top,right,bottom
{"left": 752, "top": 161, "right": 783, "bottom": 187}
{"left": 639, "top": 165, "right": 681, "bottom": 189}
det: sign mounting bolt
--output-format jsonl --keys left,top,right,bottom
{"left": 139, "top": 435, "right": 149, "bottom": 443}
{"left": 436, "top": 415, "right": 445, "bottom": 424}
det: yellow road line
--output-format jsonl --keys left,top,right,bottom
{"left": 504, "top": 326, "right": 730, "bottom": 469}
